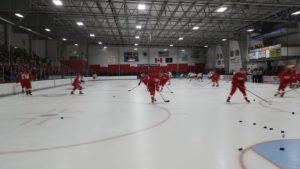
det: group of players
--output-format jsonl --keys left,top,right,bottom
{"left": 15, "top": 66, "right": 299, "bottom": 103}
{"left": 16, "top": 70, "right": 36, "bottom": 96}
{"left": 138, "top": 71, "right": 172, "bottom": 103}
{"left": 137, "top": 66, "right": 299, "bottom": 104}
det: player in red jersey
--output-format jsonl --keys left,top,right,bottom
{"left": 147, "top": 71, "right": 160, "bottom": 103}
{"left": 71, "top": 73, "right": 83, "bottom": 95}
{"left": 159, "top": 72, "right": 170, "bottom": 92}
{"left": 138, "top": 73, "right": 149, "bottom": 86}
{"left": 211, "top": 71, "right": 220, "bottom": 87}
{"left": 226, "top": 68, "right": 250, "bottom": 103}
{"left": 275, "top": 68, "right": 292, "bottom": 97}
{"left": 16, "top": 71, "right": 26, "bottom": 94}
{"left": 290, "top": 66, "right": 297, "bottom": 88}
{"left": 23, "top": 70, "right": 36, "bottom": 96}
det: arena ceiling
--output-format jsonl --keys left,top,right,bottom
{"left": 1, "top": 0, "right": 300, "bottom": 48}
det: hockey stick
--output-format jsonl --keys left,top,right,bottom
{"left": 166, "top": 85, "right": 174, "bottom": 94}
{"left": 200, "top": 81, "right": 213, "bottom": 87}
{"left": 128, "top": 85, "right": 139, "bottom": 92}
{"left": 158, "top": 92, "right": 170, "bottom": 102}
{"left": 245, "top": 88, "right": 269, "bottom": 103}
{"left": 282, "top": 86, "right": 300, "bottom": 94}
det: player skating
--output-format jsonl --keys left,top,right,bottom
{"left": 71, "top": 73, "right": 84, "bottom": 95}
{"left": 23, "top": 70, "right": 35, "bottom": 96}
{"left": 168, "top": 71, "right": 172, "bottom": 85}
{"left": 159, "top": 72, "right": 170, "bottom": 92}
{"left": 275, "top": 68, "right": 292, "bottom": 97}
{"left": 290, "top": 66, "right": 298, "bottom": 88}
{"left": 188, "top": 72, "right": 197, "bottom": 81}
{"left": 16, "top": 71, "right": 26, "bottom": 94}
{"left": 196, "top": 72, "right": 203, "bottom": 82}
{"left": 226, "top": 68, "right": 250, "bottom": 103}
{"left": 138, "top": 73, "right": 149, "bottom": 86}
{"left": 211, "top": 71, "right": 220, "bottom": 87}
{"left": 147, "top": 71, "right": 160, "bottom": 103}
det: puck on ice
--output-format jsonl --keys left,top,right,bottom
{"left": 60, "top": 117, "right": 64, "bottom": 119}
{"left": 238, "top": 148, "right": 243, "bottom": 151}
{"left": 253, "top": 123, "right": 256, "bottom": 125}
{"left": 280, "top": 147, "right": 285, "bottom": 151}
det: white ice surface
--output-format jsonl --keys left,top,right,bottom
{"left": 0, "top": 79, "right": 299, "bottom": 169}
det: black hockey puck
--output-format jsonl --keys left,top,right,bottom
{"left": 253, "top": 123, "right": 256, "bottom": 125}
{"left": 253, "top": 99, "right": 256, "bottom": 102}
{"left": 238, "top": 148, "right": 243, "bottom": 151}
{"left": 60, "top": 117, "right": 64, "bottom": 119}
{"left": 292, "top": 112, "right": 295, "bottom": 115}
{"left": 281, "top": 131, "right": 285, "bottom": 134}
{"left": 264, "top": 126, "right": 267, "bottom": 129}
{"left": 269, "top": 128, "right": 273, "bottom": 130}
{"left": 280, "top": 147, "right": 285, "bottom": 151}
{"left": 239, "top": 120, "right": 243, "bottom": 123}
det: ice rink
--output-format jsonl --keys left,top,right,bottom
{"left": 0, "top": 79, "right": 299, "bottom": 169}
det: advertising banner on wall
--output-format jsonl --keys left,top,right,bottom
{"left": 248, "top": 44, "right": 281, "bottom": 60}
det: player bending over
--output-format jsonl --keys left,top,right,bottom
{"left": 71, "top": 73, "right": 84, "bottom": 95}
{"left": 226, "top": 68, "right": 250, "bottom": 103}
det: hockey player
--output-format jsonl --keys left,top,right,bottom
{"left": 275, "top": 68, "right": 292, "bottom": 97}
{"left": 226, "top": 68, "right": 250, "bottom": 103}
{"left": 211, "top": 71, "right": 220, "bottom": 87}
{"left": 23, "top": 70, "right": 35, "bottom": 96}
{"left": 138, "top": 73, "right": 149, "bottom": 86}
{"left": 159, "top": 72, "right": 170, "bottom": 92}
{"left": 188, "top": 72, "right": 197, "bottom": 81}
{"left": 168, "top": 71, "right": 172, "bottom": 85}
{"left": 147, "top": 71, "right": 160, "bottom": 103}
{"left": 196, "top": 72, "right": 203, "bottom": 82}
{"left": 16, "top": 71, "right": 26, "bottom": 94}
{"left": 71, "top": 73, "right": 84, "bottom": 95}
{"left": 290, "top": 66, "right": 298, "bottom": 88}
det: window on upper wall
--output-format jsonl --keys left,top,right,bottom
{"left": 230, "top": 51, "right": 234, "bottom": 57}
{"left": 235, "top": 50, "right": 240, "bottom": 56}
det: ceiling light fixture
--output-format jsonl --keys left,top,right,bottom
{"left": 52, "top": 0, "right": 63, "bottom": 6}
{"left": 138, "top": 4, "right": 146, "bottom": 10}
{"left": 15, "top": 13, "right": 24, "bottom": 18}
{"left": 216, "top": 7, "right": 227, "bottom": 13}
{"left": 291, "top": 11, "right": 300, "bottom": 15}
{"left": 76, "top": 22, "right": 84, "bottom": 26}
{"left": 192, "top": 26, "right": 199, "bottom": 30}
{"left": 136, "top": 25, "right": 142, "bottom": 29}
